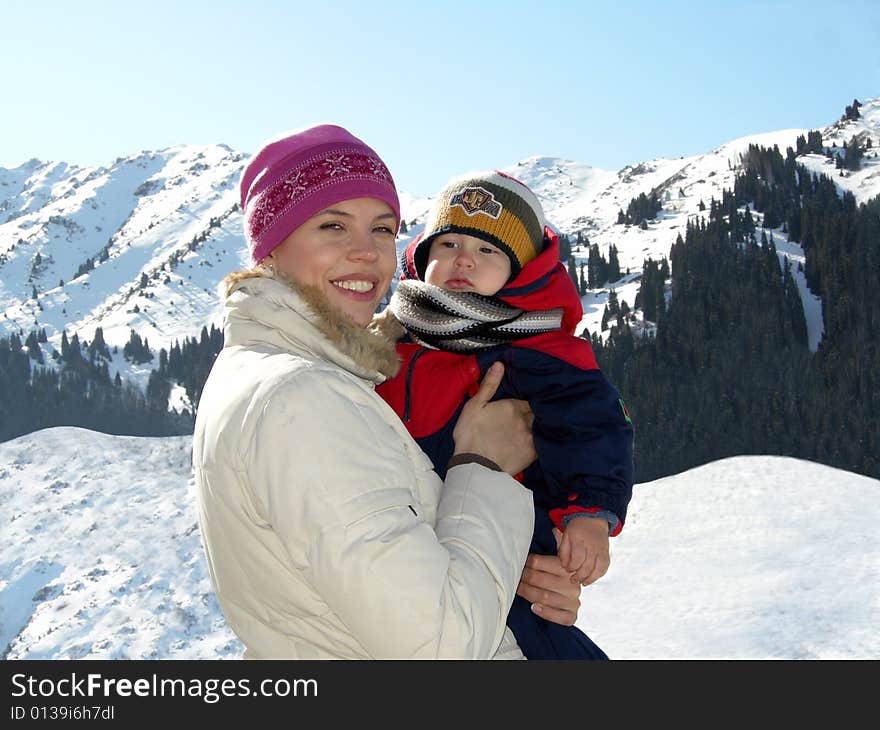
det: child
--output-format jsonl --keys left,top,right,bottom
{"left": 376, "top": 170, "right": 634, "bottom": 659}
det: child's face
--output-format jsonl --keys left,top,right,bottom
{"left": 424, "top": 233, "right": 511, "bottom": 296}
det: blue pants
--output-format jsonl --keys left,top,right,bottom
{"left": 506, "top": 509, "right": 609, "bottom": 660}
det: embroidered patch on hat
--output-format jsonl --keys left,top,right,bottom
{"left": 449, "top": 186, "right": 502, "bottom": 219}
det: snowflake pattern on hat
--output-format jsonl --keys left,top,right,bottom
{"left": 247, "top": 149, "right": 393, "bottom": 243}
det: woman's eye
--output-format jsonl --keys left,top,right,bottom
{"left": 320, "top": 222, "right": 343, "bottom": 231}
{"left": 374, "top": 225, "right": 395, "bottom": 234}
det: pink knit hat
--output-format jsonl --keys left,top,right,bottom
{"left": 240, "top": 124, "right": 400, "bottom": 264}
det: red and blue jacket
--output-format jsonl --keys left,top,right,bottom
{"left": 377, "top": 231, "right": 634, "bottom": 542}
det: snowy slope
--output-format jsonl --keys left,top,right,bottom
{"left": 1, "top": 427, "right": 877, "bottom": 660}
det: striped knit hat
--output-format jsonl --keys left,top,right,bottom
{"left": 412, "top": 170, "right": 546, "bottom": 282}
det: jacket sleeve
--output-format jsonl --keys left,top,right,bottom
{"left": 503, "top": 346, "right": 634, "bottom": 534}
{"left": 246, "top": 370, "right": 535, "bottom": 659}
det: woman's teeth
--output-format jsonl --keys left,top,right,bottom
{"left": 333, "top": 280, "right": 373, "bottom": 293}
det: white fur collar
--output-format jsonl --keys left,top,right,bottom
{"left": 221, "top": 267, "right": 403, "bottom": 381}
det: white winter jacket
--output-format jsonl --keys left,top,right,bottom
{"left": 193, "top": 271, "right": 535, "bottom": 659}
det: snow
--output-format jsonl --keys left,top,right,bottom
{"left": 4, "top": 97, "right": 879, "bottom": 395}
{"left": 2, "top": 98, "right": 879, "bottom": 661}
{"left": 2, "top": 426, "right": 877, "bottom": 660}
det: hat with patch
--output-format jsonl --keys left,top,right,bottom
{"left": 412, "top": 170, "right": 546, "bottom": 281}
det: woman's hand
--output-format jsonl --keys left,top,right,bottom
{"left": 517, "top": 530, "right": 582, "bottom": 626}
{"left": 452, "top": 362, "right": 536, "bottom": 475}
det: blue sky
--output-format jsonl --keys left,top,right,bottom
{"left": 3, "top": 0, "right": 878, "bottom": 195}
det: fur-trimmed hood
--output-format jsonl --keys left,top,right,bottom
{"left": 221, "top": 267, "right": 403, "bottom": 383}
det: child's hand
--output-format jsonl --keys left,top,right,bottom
{"left": 556, "top": 517, "right": 611, "bottom": 587}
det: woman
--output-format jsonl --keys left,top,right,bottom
{"left": 193, "top": 124, "right": 581, "bottom": 658}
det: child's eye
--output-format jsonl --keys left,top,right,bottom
{"left": 480, "top": 246, "right": 499, "bottom": 254}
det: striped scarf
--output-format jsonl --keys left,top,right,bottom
{"left": 388, "top": 279, "right": 563, "bottom": 353}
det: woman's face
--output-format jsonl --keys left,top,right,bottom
{"left": 269, "top": 197, "right": 398, "bottom": 327}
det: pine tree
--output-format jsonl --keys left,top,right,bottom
{"left": 25, "top": 331, "right": 43, "bottom": 363}
{"left": 608, "top": 244, "right": 621, "bottom": 282}
{"left": 587, "top": 243, "right": 606, "bottom": 289}
{"left": 567, "top": 258, "right": 579, "bottom": 292}
{"left": 123, "top": 330, "right": 153, "bottom": 364}
{"left": 88, "top": 327, "right": 111, "bottom": 362}
{"left": 147, "top": 371, "right": 171, "bottom": 413}
{"left": 844, "top": 140, "right": 864, "bottom": 171}
{"left": 844, "top": 99, "right": 861, "bottom": 120}
{"left": 557, "top": 233, "right": 572, "bottom": 262}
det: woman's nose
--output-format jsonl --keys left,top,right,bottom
{"left": 349, "top": 230, "right": 380, "bottom": 260}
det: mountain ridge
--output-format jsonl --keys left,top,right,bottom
{"left": 2, "top": 97, "right": 878, "bottom": 402}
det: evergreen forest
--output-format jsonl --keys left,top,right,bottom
{"left": 590, "top": 137, "right": 879, "bottom": 481}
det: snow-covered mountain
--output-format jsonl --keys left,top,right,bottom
{"left": 3, "top": 97, "right": 879, "bottom": 403}
{"left": 2, "top": 426, "right": 877, "bottom": 659}
{"left": 3, "top": 99, "right": 880, "bottom": 661}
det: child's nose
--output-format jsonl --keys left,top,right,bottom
{"left": 455, "top": 251, "right": 474, "bottom": 268}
